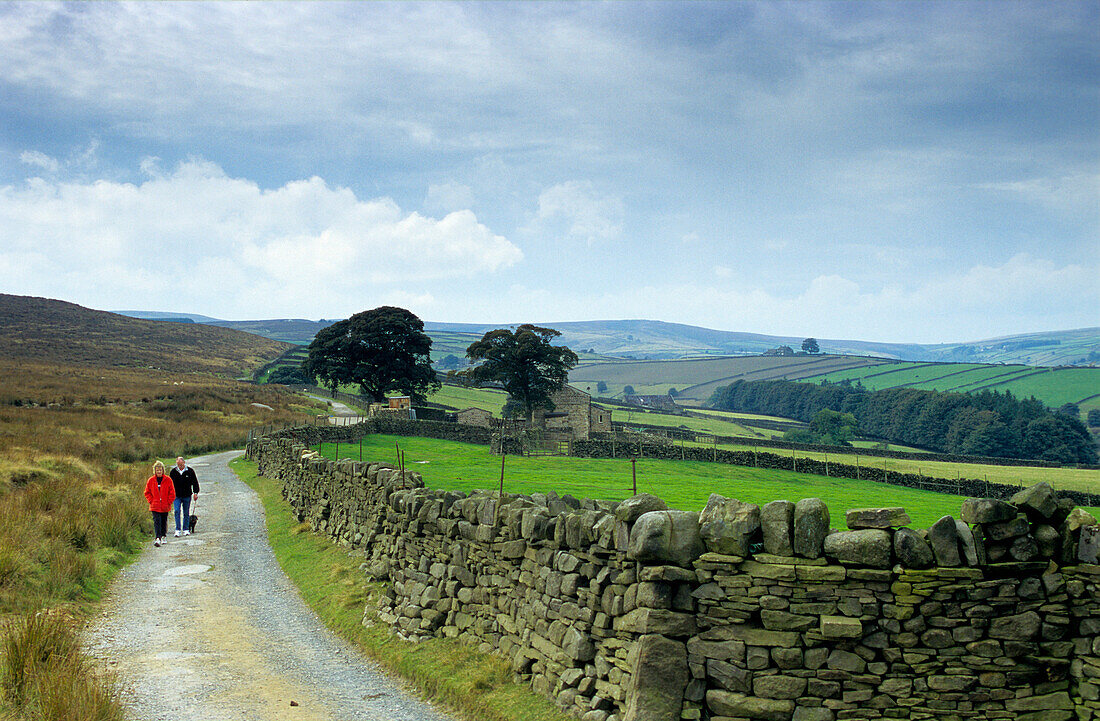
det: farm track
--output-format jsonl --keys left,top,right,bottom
{"left": 84, "top": 450, "right": 456, "bottom": 721}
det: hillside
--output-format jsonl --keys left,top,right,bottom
{"left": 137, "top": 313, "right": 1100, "bottom": 367}
{"left": 571, "top": 354, "right": 1100, "bottom": 417}
{"left": 1, "top": 295, "right": 293, "bottom": 377}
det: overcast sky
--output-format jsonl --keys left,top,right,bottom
{"left": 0, "top": 1, "right": 1096, "bottom": 343}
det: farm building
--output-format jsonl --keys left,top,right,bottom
{"left": 532, "top": 385, "right": 611, "bottom": 440}
{"left": 456, "top": 407, "right": 492, "bottom": 428}
{"left": 368, "top": 396, "right": 415, "bottom": 419}
{"left": 623, "top": 394, "right": 678, "bottom": 411}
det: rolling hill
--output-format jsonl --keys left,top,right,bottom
{"left": 116, "top": 312, "right": 1099, "bottom": 367}
{"left": 1, "top": 295, "right": 294, "bottom": 377}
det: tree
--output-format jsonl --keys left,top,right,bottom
{"left": 1089, "top": 409, "right": 1100, "bottom": 428}
{"left": 267, "top": 364, "right": 312, "bottom": 386}
{"left": 808, "top": 409, "right": 860, "bottom": 445}
{"left": 623, "top": 385, "right": 636, "bottom": 397}
{"left": 302, "top": 306, "right": 440, "bottom": 403}
{"left": 458, "top": 325, "right": 579, "bottom": 422}
{"left": 802, "top": 338, "right": 820, "bottom": 354}
{"left": 436, "top": 354, "right": 462, "bottom": 371}
{"left": 596, "top": 380, "right": 608, "bottom": 394}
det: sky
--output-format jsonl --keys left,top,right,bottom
{"left": 0, "top": 1, "right": 1097, "bottom": 344}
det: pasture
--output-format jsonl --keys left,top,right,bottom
{"left": 567, "top": 353, "right": 1100, "bottom": 416}
{"left": 319, "top": 434, "right": 971, "bottom": 528}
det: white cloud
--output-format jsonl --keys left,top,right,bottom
{"left": 424, "top": 182, "right": 475, "bottom": 215}
{"left": 19, "top": 150, "right": 59, "bottom": 173}
{"left": 977, "top": 173, "right": 1100, "bottom": 217}
{"left": 532, "top": 181, "right": 623, "bottom": 244}
{"left": 0, "top": 160, "right": 521, "bottom": 318}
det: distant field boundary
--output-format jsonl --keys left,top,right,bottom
{"left": 611, "top": 418, "right": 1100, "bottom": 470}
{"left": 250, "top": 417, "right": 1100, "bottom": 508}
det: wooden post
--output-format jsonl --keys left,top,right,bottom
{"left": 825, "top": 452, "right": 829, "bottom": 477}
{"left": 396, "top": 442, "right": 401, "bottom": 467}
{"left": 884, "top": 457, "right": 888, "bottom": 482}
{"left": 792, "top": 449, "right": 796, "bottom": 473}
{"left": 855, "top": 454, "right": 860, "bottom": 479}
{"left": 632, "top": 457, "right": 637, "bottom": 496}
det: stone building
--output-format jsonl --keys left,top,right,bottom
{"left": 532, "top": 385, "right": 611, "bottom": 440}
{"left": 456, "top": 407, "right": 492, "bottom": 428}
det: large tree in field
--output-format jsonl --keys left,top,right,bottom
{"left": 460, "top": 325, "right": 579, "bottom": 422}
{"left": 303, "top": 306, "right": 440, "bottom": 403}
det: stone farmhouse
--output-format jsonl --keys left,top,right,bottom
{"left": 455, "top": 407, "right": 492, "bottom": 428}
{"left": 454, "top": 384, "right": 611, "bottom": 441}
{"left": 532, "top": 385, "right": 611, "bottom": 440}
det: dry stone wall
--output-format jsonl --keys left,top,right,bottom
{"left": 247, "top": 434, "right": 1100, "bottom": 721}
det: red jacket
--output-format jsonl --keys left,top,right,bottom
{"left": 144, "top": 474, "right": 175, "bottom": 513}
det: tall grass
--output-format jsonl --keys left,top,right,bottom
{"left": 0, "top": 360, "right": 320, "bottom": 720}
{"left": 0, "top": 612, "right": 123, "bottom": 721}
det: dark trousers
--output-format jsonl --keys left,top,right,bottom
{"left": 152, "top": 511, "right": 168, "bottom": 539}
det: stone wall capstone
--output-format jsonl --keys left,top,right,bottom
{"left": 247, "top": 434, "right": 1100, "bottom": 721}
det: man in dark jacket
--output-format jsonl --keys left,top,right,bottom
{"left": 170, "top": 456, "right": 200, "bottom": 537}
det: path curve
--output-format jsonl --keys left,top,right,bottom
{"left": 84, "top": 450, "right": 456, "bottom": 721}
{"left": 306, "top": 393, "right": 361, "bottom": 424}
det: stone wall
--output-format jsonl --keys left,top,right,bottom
{"left": 247, "top": 434, "right": 1100, "bottom": 721}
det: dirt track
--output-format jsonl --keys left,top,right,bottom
{"left": 84, "top": 450, "right": 456, "bottom": 721}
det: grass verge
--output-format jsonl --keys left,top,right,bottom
{"left": 229, "top": 456, "right": 572, "bottom": 721}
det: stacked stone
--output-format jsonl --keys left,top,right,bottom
{"left": 1068, "top": 566, "right": 1100, "bottom": 719}
{"left": 364, "top": 479, "right": 647, "bottom": 721}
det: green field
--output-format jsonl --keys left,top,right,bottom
{"left": 805, "top": 360, "right": 1100, "bottom": 413}
{"left": 570, "top": 355, "right": 888, "bottom": 403}
{"left": 428, "top": 384, "right": 509, "bottom": 414}
{"left": 608, "top": 406, "right": 785, "bottom": 440}
{"left": 320, "top": 434, "right": 975, "bottom": 528}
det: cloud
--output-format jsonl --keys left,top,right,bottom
{"left": 0, "top": 160, "right": 521, "bottom": 317}
{"left": 531, "top": 180, "right": 623, "bottom": 243}
{"left": 449, "top": 255, "right": 1097, "bottom": 344}
{"left": 19, "top": 150, "right": 59, "bottom": 173}
{"left": 424, "top": 182, "right": 475, "bottom": 215}
{"left": 977, "top": 172, "right": 1100, "bottom": 217}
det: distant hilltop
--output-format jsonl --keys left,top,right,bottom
{"left": 113, "top": 310, "right": 1099, "bottom": 369}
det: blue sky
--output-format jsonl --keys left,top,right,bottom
{"left": 0, "top": 1, "right": 1096, "bottom": 343}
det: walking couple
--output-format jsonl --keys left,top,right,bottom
{"left": 144, "top": 457, "right": 201, "bottom": 547}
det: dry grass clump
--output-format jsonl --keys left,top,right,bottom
{"left": 0, "top": 612, "right": 123, "bottom": 721}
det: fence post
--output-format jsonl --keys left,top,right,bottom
{"left": 632, "top": 457, "right": 637, "bottom": 496}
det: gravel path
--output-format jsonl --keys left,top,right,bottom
{"left": 84, "top": 450, "right": 457, "bottom": 721}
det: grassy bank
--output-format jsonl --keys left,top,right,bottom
{"left": 229, "top": 457, "right": 571, "bottom": 721}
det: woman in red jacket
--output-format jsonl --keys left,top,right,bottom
{"left": 144, "top": 460, "right": 175, "bottom": 547}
